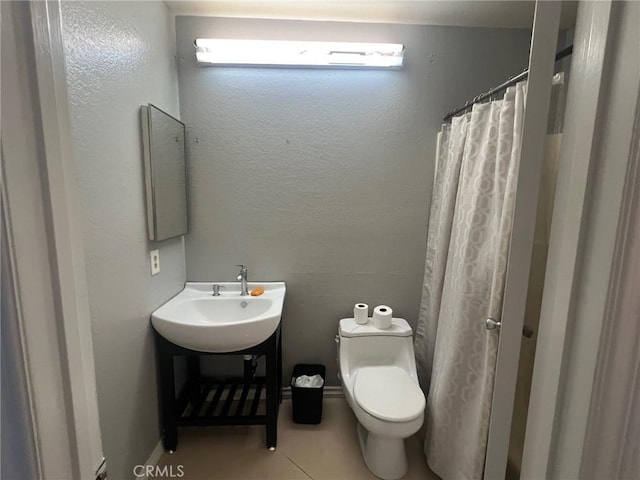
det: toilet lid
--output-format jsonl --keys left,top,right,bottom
{"left": 354, "top": 367, "right": 425, "bottom": 422}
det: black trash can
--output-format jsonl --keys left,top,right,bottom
{"left": 291, "top": 364, "right": 325, "bottom": 424}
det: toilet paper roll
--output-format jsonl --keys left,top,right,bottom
{"left": 354, "top": 303, "right": 369, "bottom": 324}
{"left": 372, "top": 305, "right": 393, "bottom": 329}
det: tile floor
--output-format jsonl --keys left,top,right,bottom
{"left": 157, "top": 398, "right": 440, "bottom": 480}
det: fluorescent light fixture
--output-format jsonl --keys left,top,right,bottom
{"left": 195, "top": 39, "right": 405, "bottom": 69}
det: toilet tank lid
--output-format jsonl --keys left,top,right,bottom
{"left": 339, "top": 318, "right": 412, "bottom": 337}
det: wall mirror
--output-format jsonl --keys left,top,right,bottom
{"left": 141, "top": 104, "right": 188, "bottom": 241}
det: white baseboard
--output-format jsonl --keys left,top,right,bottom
{"left": 282, "top": 385, "right": 344, "bottom": 398}
{"left": 135, "top": 440, "right": 164, "bottom": 479}
{"left": 323, "top": 386, "right": 345, "bottom": 398}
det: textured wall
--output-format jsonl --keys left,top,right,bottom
{"left": 61, "top": 2, "right": 184, "bottom": 478}
{"left": 177, "top": 17, "right": 532, "bottom": 384}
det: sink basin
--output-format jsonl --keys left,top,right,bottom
{"left": 151, "top": 282, "right": 286, "bottom": 353}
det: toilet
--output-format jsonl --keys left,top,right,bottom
{"left": 337, "top": 318, "right": 425, "bottom": 480}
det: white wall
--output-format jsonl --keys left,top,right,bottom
{"left": 60, "top": 2, "right": 185, "bottom": 478}
{"left": 176, "top": 17, "right": 532, "bottom": 383}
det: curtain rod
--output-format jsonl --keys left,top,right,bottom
{"left": 442, "top": 45, "right": 573, "bottom": 122}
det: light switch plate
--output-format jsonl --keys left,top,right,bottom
{"left": 150, "top": 249, "right": 160, "bottom": 275}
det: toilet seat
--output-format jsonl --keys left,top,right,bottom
{"left": 353, "top": 367, "right": 425, "bottom": 422}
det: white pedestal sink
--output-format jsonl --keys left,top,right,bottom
{"left": 151, "top": 282, "right": 286, "bottom": 352}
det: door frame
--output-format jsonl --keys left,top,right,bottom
{"left": 520, "top": 0, "right": 612, "bottom": 476}
{"left": 522, "top": 0, "right": 640, "bottom": 477}
{"left": 483, "top": 2, "right": 562, "bottom": 478}
{"left": 580, "top": 85, "right": 640, "bottom": 478}
{"left": 2, "top": 1, "right": 104, "bottom": 478}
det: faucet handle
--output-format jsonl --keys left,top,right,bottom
{"left": 236, "top": 264, "right": 247, "bottom": 273}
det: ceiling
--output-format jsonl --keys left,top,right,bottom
{"left": 166, "top": 1, "right": 577, "bottom": 29}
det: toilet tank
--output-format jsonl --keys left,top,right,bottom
{"left": 337, "top": 318, "right": 417, "bottom": 381}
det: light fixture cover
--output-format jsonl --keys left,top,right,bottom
{"left": 194, "top": 39, "right": 405, "bottom": 69}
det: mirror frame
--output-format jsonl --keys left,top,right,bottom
{"left": 140, "top": 103, "right": 188, "bottom": 241}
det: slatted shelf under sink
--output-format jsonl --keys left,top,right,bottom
{"left": 176, "top": 377, "right": 268, "bottom": 426}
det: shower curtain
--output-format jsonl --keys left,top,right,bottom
{"left": 414, "top": 83, "right": 527, "bottom": 479}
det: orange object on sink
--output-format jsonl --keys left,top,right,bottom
{"left": 250, "top": 287, "right": 265, "bottom": 296}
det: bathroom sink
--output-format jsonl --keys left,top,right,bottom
{"left": 151, "top": 282, "right": 286, "bottom": 352}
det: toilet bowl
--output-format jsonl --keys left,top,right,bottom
{"left": 337, "top": 318, "right": 425, "bottom": 480}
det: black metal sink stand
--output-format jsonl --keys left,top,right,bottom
{"left": 154, "top": 324, "right": 282, "bottom": 452}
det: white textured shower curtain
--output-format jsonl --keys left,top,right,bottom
{"left": 414, "top": 83, "right": 527, "bottom": 479}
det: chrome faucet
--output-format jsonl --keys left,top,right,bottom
{"left": 236, "top": 264, "right": 249, "bottom": 296}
